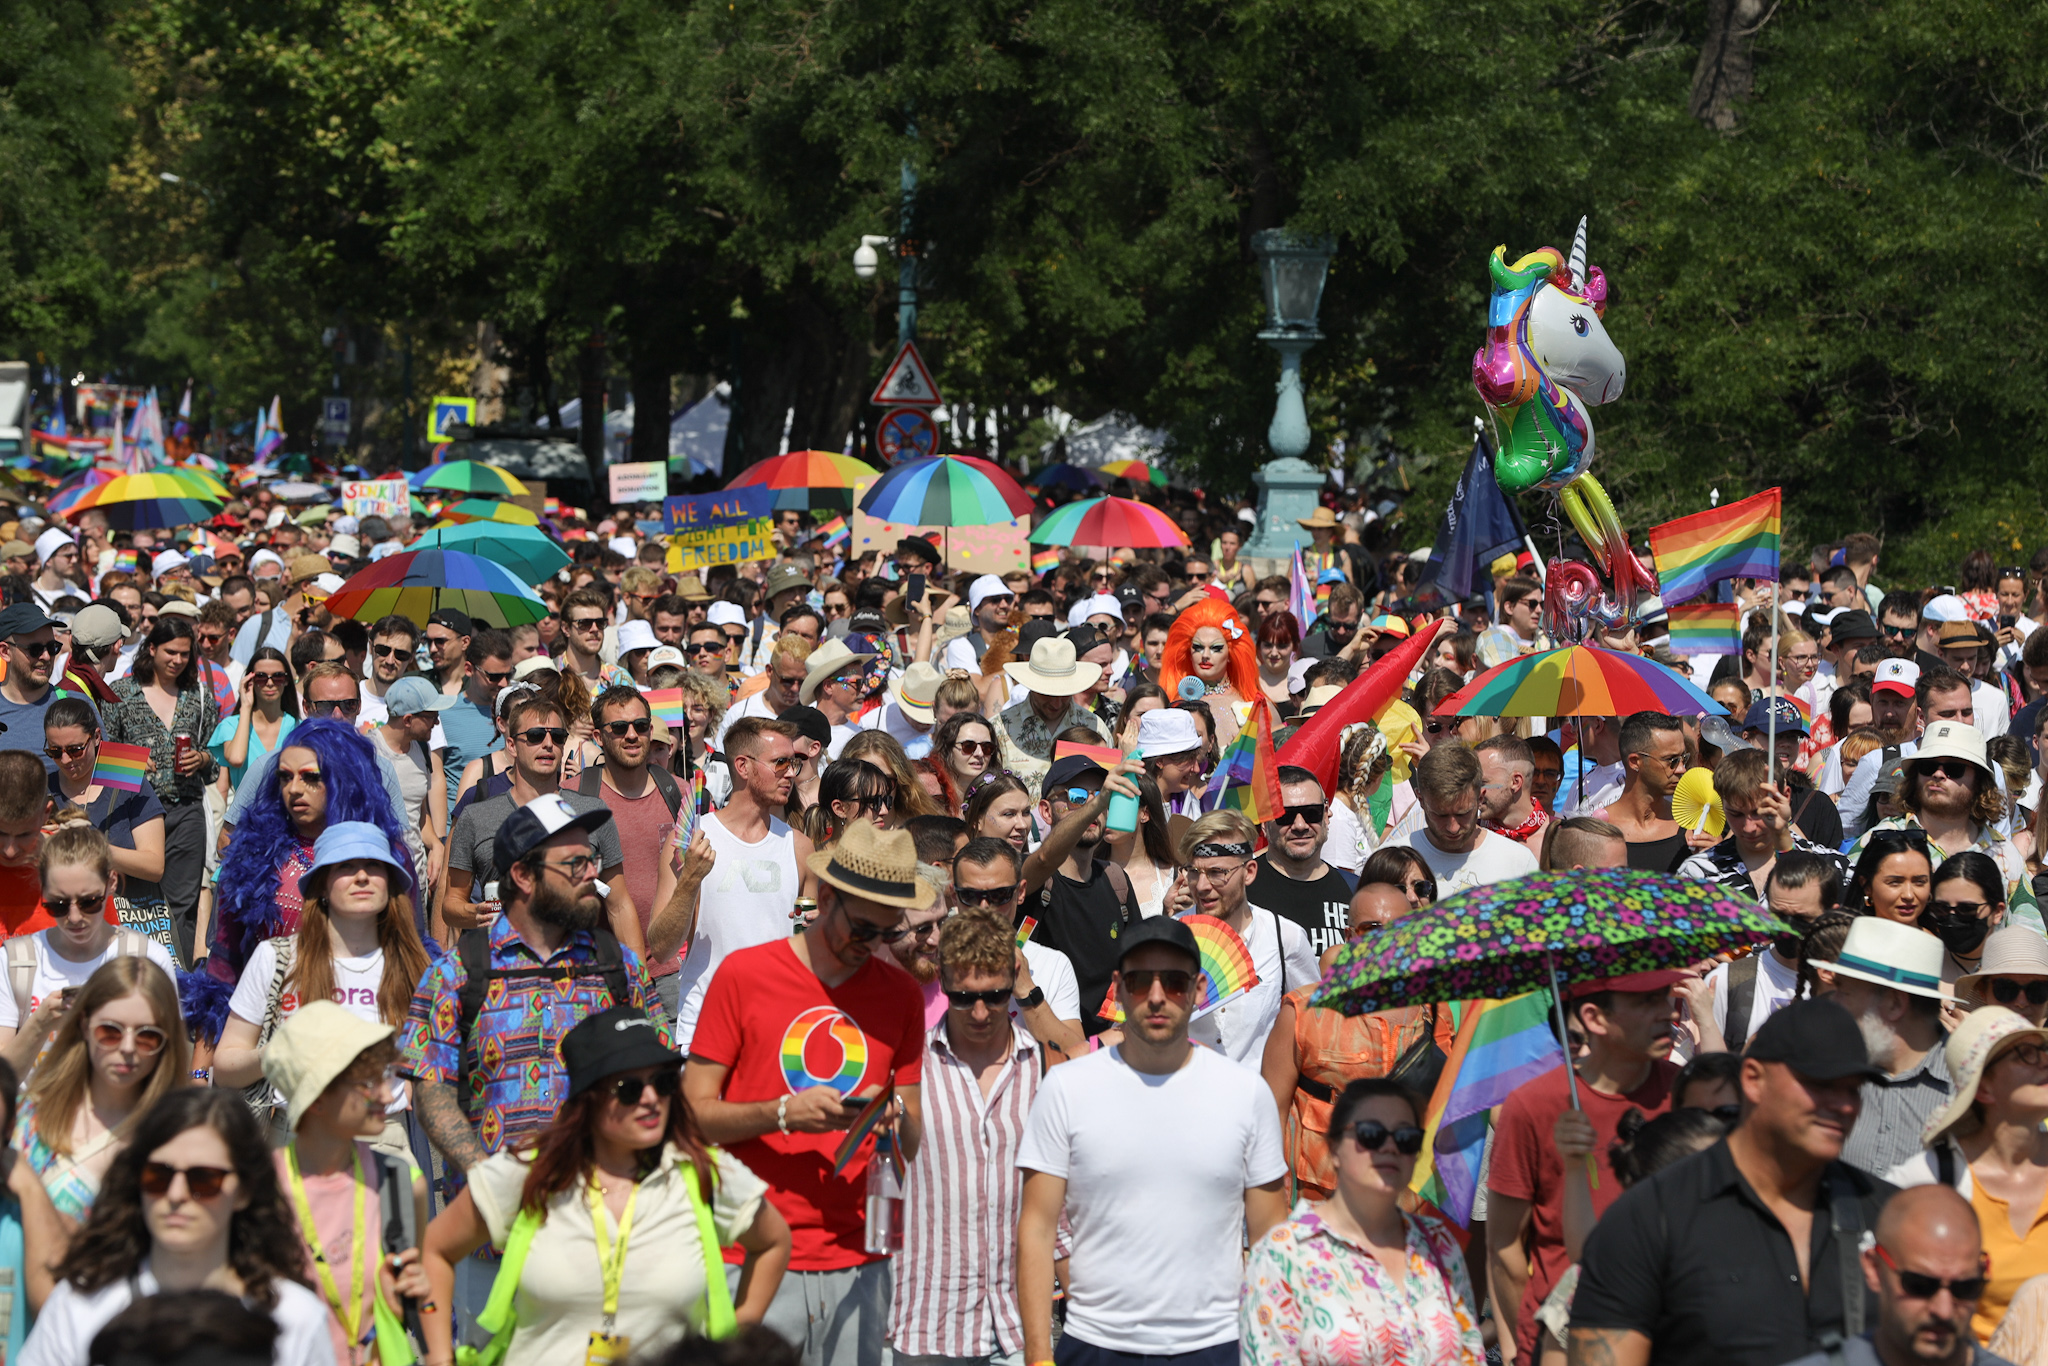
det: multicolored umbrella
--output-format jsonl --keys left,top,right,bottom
{"left": 727, "top": 450, "right": 880, "bottom": 512}
{"left": 1098, "top": 458, "right": 1167, "bottom": 487}
{"left": 857, "top": 455, "right": 1032, "bottom": 525}
{"left": 410, "top": 522, "right": 571, "bottom": 583}
{"left": 44, "top": 469, "right": 115, "bottom": 518}
{"left": 61, "top": 470, "right": 226, "bottom": 530}
{"left": 434, "top": 498, "right": 540, "bottom": 528}
{"left": 1433, "top": 644, "right": 1727, "bottom": 718}
{"left": 413, "top": 460, "right": 531, "bottom": 497}
{"left": 1025, "top": 463, "right": 1102, "bottom": 493}
{"left": 1310, "top": 869, "right": 1779, "bottom": 1016}
{"left": 1029, "top": 495, "right": 1190, "bottom": 549}
{"left": 323, "top": 548, "right": 548, "bottom": 628}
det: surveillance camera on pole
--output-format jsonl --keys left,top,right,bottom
{"left": 852, "top": 235, "right": 892, "bottom": 280}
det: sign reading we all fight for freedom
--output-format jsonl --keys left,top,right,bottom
{"left": 663, "top": 486, "right": 776, "bottom": 571}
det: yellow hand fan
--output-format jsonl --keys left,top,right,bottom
{"left": 1670, "top": 767, "right": 1724, "bottom": 838}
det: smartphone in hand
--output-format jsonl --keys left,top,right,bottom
{"left": 906, "top": 572, "right": 927, "bottom": 615}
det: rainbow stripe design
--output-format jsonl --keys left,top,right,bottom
{"left": 1412, "top": 993, "right": 1564, "bottom": 1225}
{"left": 780, "top": 1005, "right": 869, "bottom": 1096}
{"left": 1436, "top": 644, "right": 1728, "bottom": 718}
{"left": 1053, "top": 739, "right": 1124, "bottom": 769}
{"left": 1097, "top": 913, "right": 1261, "bottom": 1021}
{"left": 112, "top": 549, "right": 139, "bottom": 573}
{"left": 92, "top": 741, "right": 151, "bottom": 793}
{"left": 1016, "top": 916, "right": 1038, "bottom": 947}
{"left": 643, "top": 688, "right": 687, "bottom": 730}
{"left": 1648, "top": 488, "right": 1781, "bottom": 608}
{"left": 817, "top": 515, "right": 850, "bottom": 547}
{"left": 1203, "top": 702, "right": 1283, "bottom": 823}
{"left": 830, "top": 1084, "right": 895, "bottom": 1174}
{"left": 1665, "top": 602, "right": 1740, "bottom": 656}
{"left": 1031, "top": 547, "right": 1060, "bottom": 575}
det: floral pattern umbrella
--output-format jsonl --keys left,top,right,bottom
{"left": 1309, "top": 868, "right": 1780, "bottom": 1017}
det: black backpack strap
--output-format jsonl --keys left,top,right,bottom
{"left": 1828, "top": 1166, "right": 1868, "bottom": 1338}
{"left": 454, "top": 927, "right": 493, "bottom": 1107}
{"left": 1936, "top": 1142, "right": 1957, "bottom": 1188}
{"left": 1725, "top": 955, "right": 1759, "bottom": 1052}
{"left": 581, "top": 764, "right": 682, "bottom": 818}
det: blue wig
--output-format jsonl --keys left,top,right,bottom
{"left": 210, "top": 717, "right": 414, "bottom": 984}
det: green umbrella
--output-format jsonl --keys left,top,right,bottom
{"left": 409, "top": 522, "right": 570, "bottom": 585}
{"left": 415, "top": 460, "right": 532, "bottom": 497}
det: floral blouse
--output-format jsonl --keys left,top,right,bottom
{"left": 1242, "top": 1200, "right": 1484, "bottom": 1366}
{"left": 102, "top": 677, "right": 220, "bottom": 808}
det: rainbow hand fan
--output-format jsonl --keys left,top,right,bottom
{"left": 1097, "top": 913, "right": 1261, "bottom": 1021}
{"left": 1671, "top": 767, "right": 1725, "bottom": 839}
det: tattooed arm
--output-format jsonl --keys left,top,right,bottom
{"left": 1568, "top": 1328, "right": 1650, "bottom": 1366}
{"left": 416, "top": 1080, "right": 485, "bottom": 1173}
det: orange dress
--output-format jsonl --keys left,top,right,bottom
{"left": 1285, "top": 985, "right": 1457, "bottom": 1201}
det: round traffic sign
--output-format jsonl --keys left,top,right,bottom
{"left": 876, "top": 406, "right": 939, "bottom": 464}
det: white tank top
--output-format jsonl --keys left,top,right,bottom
{"left": 671, "top": 809, "right": 800, "bottom": 1048}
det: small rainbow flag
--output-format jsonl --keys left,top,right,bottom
{"left": 641, "top": 687, "right": 686, "bottom": 731}
{"left": 1665, "top": 602, "right": 1740, "bottom": 656}
{"left": 111, "top": 549, "right": 139, "bottom": 573}
{"left": 1016, "top": 916, "right": 1038, "bottom": 947}
{"left": 1031, "top": 547, "right": 1060, "bottom": 575}
{"left": 91, "top": 742, "right": 151, "bottom": 793}
{"left": 1411, "top": 993, "right": 1563, "bottom": 1226}
{"left": 817, "top": 515, "right": 849, "bottom": 548}
{"left": 1202, "top": 702, "right": 1283, "bottom": 824}
{"left": 1097, "top": 914, "right": 1260, "bottom": 1022}
{"left": 1053, "top": 739, "right": 1125, "bottom": 770}
{"left": 1648, "top": 488, "right": 1781, "bottom": 608}
{"left": 830, "top": 1084, "right": 895, "bottom": 1175}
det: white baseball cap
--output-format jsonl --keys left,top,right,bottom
{"left": 1922, "top": 593, "right": 1970, "bottom": 624}
{"left": 1136, "top": 707, "right": 1202, "bottom": 758}
{"left": 706, "top": 601, "right": 746, "bottom": 629}
{"left": 1067, "top": 593, "right": 1124, "bottom": 628}
{"left": 1872, "top": 657, "right": 1921, "bottom": 697}
{"left": 646, "top": 646, "right": 687, "bottom": 672}
{"left": 607, "top": 535, "right": 638, "bottom": 559}
{"left": 968, "top": 574, "right": 1013, "bottom": 611}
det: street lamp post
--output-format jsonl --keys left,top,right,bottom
{"left": 1242, "top": 230, "right": 1337, "bottom": 566}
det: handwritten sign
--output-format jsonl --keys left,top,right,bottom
{"left": 663, "top": 487, "right": 775, "bottom": 572}
{"left": 342, "top": 479, "right": 410, "bottom": 521}
{"left": 608, "top": 461, "right": 668, "bottom": 505}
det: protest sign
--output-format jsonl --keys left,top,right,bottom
{"left": 663, "top": 486, "right": 775, "bottom": 571}
{"left": 608, "top": 461, "right": 668, "bottom": 504}
{"left": 342, "top": 479, "right": 411, "bottom": 521}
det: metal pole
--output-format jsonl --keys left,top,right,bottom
{"left": 1545, "top": 951, "right": 1582, "bottom": 1111}
{"left": 1767, "top": 597, "right": 1781, "bottom": 786}
{"left": 897, "top": 128, "right": 917, "bottom": 348}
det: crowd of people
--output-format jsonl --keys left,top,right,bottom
{"left": 0, "top": 486, "right": 2039, "bottom": 1366}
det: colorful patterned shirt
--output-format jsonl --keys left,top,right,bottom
{"left": 1241, "top": 1201, "right": 1484, "bottom": 1366}
{"left": 399, "top": 914, "right": 662, "bottom": 1158}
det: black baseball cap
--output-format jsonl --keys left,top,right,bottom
{"left": 491, "top": 792, "right": 614, "bottom": 878}
{"left": 1045, "top": 753, "right": 1109, "bottom": 792}
{"left": 561, "top": 1007, "right": 681, "bottom": 1100}
{"left": 426, "top": 607, "right": 474, "bottom": 637}
{"left": 781, "top": 704, "right": 832, "bottom": 750}
{"left": 0, "top": 604, "right": 55, "bottom": 639}
{"left": 1115, "top": 914, "right": 1199, "bottom": 969}
{"left": 1744, "top": 996, "right": 1885, "bottom": 1081}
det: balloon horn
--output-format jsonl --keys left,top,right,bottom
{"left": 1568, "top": 216, "right": 1589, "bottom": 288}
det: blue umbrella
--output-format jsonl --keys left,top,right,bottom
{"left": 1025, "top": 462, "right": 1101, "bottom": 493}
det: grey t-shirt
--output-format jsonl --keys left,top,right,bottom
{"left": 449, "top": 789, "right": 625, "bottom": 883}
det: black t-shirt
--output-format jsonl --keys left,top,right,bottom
{"left": 1031, "top": 861, "right": 1139, "bottom": 1035}
{"left": 1627, "top": 832, "right": 1691, "bottom": 873}
{"left": 1247, "top": 856, "right": 1357, "bottom": 959}
{"left": 1787, "top": 777, "right": 1844, "bottom": 849}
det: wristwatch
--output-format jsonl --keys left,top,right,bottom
{"left": 1015, "top": 985, "right": 1045, "bottom": 1011}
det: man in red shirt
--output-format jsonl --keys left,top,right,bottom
{"left": 0, "top": 749, "right": 65, "bottom": 936}
{"left": 683, "top": 819, "right": 928, "bottom": 1366}
{"left": 1486, "top": 968, "right": 1683, "bottom": 1365}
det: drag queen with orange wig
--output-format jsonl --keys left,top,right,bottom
{"left": 1157, "top": 597, "right": 1272, "bottom": 753}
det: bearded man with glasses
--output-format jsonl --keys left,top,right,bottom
{"left": 578, "top": 685, "right": 693, "bottom": 1017}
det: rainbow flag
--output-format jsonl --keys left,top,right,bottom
{"left": 1665, "top": 602, "right": 1740, "bottom": 656}
{"left": 91, "top": 742, "right": 151, "bottom": 793}
{"left": 642, "top": 687, "right": 686, "bottom": 731}
{"left": 1053, "top": 739, "right": 1125, "bottom": 769}
{"left": 111, "top": 549, "right": 139, "bottom": 574}
{"left": 1202, "top": 703, "right": 1283, "bottom": 823}
{"left": 1648, "top": 488, "right": 1781, "bottom": 607}
{"left": 1411, "top": 993, "right": 1564, "bottom": 1226}
{"left": 1288, "top": 544, "right": 1316, "bottom": 630}
{"left": 1031, "top": 547, "right": 1060, "bottom": 575}
{"left": 817, "top": 515, "right": 849, "bottom": 548}
{"left": 1016, "top": 916, "right": 1038, "bottom": 947}
{"left": 1316, "top": 568, "right": 1345, "bottom": 620}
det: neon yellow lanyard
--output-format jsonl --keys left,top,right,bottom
{"left": 586, "top": 1176, "right": 640, "bottom": 1331}
{"left": 286, "top": 1142, "right": 369, "bottom": 1356}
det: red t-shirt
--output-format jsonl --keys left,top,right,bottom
{"left": 602, "top": 781, "right": 678, "bottom": 976}
{"left": 1488, "top": 1058, "right": 1678, "bottom": 1360}
{"left": 691, "top": 937, "right": 925, "bottom": 1270}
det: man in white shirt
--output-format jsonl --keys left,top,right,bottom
{"left": 860, "top": 661, "right": 939, "bottom": 759}
{"left": 1839, "top": 658, "right": 1924, "bottom": 838}
{"left": 1561, "top": 715, "right": 1624, "bottom": 816}
{"left": 1701, "top": 849, "right": 1840, "bottom": 1053}
{"left": 1017, "top": 913, "right": 1287, "bottom": 1366}
{"left": 1391, "top": 744, "right": 1539, "bottom": 894}
{"left": 1175, "top": 810, "right": 1316, "bottom": 1069}
{"left": 1936, "top": 619, "right": 2011, "bottom": 738}
{"left": 940, "top": 574, "right": 1014, "bottom": 673}
{"left": 716, "top": 635, "right": 812, "bottom": 750}
{"left": 29, "top": 529, "right": 83, "bottom": 613}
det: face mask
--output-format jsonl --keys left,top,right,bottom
{"left": 1921, "top": 905, "right": 1991, "bottom": 955}
{"left": 1771, "top": 928, "right": 1804, "bottom": 959}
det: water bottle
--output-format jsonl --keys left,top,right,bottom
{"left": 863, "top": 1132, "right": 904, "bottom": 1255}
{"left": 1106, "top": 755, "right": 1139, "bottom": 834}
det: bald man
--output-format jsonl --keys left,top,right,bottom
{"left": 1320, "top": 881, "right": 1409, "bottom": 972}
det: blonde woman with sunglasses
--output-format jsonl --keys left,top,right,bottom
{"left": 13, "top": 955, "right": 189, "bottom": 1221}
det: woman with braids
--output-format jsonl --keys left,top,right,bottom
{"left": 421, "top": 1007, "right": 789, "bottom": 1366}
{"left": 1157, "top": 597, "right": 1267, "bottom": 753}
{"left": 17, "top": 1089, "right": 335, "bottom": 1366}
{"left": 1325, "top": 722, "right": 1405, "bottom": 875}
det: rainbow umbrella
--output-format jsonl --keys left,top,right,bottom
{"left": 324, "top": 548, "right": 547, "bottom": 627}
{"left": 410, "top": 522, "right": 571, "bottom": 582}
{"left": 1099, "top": 459, "right": 1167, "bottom": 487}
{"left": 413, "top": 460, "right": 531, "bottom": 497}
{"left": 44, "top": 469, "right": 115, "bottom": 517}
{"left": 858, "top": 454, "right": 1031, "bottom": 526}
{"left": 434, "top": 498, "right": 540, "bottom": 528}
{"left": 1434, "top": 644, "right": 1728, "bottom": 718}
{"left": 1029, "top": 495, "right": 1190, "bottom": 549}
{"left": 62, "top": 469, "right": 226, "bottom": 530}
{"left": 727, "top": 450, "right": 880, "bottom": 512}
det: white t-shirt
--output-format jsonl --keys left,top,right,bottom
{"left": 0, "top": 932, "right": 179, "bottom": 1031}
{"left": 1709, "top": 949, "right": 1799, "bottom": 1045}
{"left": 1562, "top": 760, "right": 1625, "bottom": 817}
{"left": 1019, "top": 941, "right": 1081, "bottom": 1024}
{"left": 19, "top": 1268, "right": 337, "bottom": 1366}
{"left": 229, "top": 939, "right": 408, "bottom": 1111}
{"left": 1187, "top": 907, "right": 1317, "bottom": 1070}
{"left": 374, "top": 727, "right": 433, "bottom": 831}
{"left": 714, "top": 690, "right": 779, "bottom": 750}
{"left": 1974, "top": 677, "right": 2011, "bottom": 739}
{"left": 1016, "top": 1045, "right": 1285, "bottom": 1353}
{"left": 672, "top": 811, "right": 800, "bottom": 1049}
{"left": 827, "top": 722, "right": 860, "bottom": 761}
{"left": 1390, "top": 827, "right": 1539, "bottom": 896}
{"left": 859, "top": 700, "right": 933, "bottom": 759}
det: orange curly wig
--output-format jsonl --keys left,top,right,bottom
{"left": 1159, "top": 597, "right": 1260, "bottom": 705}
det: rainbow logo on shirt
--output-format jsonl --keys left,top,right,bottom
{"left": 780, "top": 1006, "right": 868, "bottom": 1096}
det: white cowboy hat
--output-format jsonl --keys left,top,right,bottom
{"left": 1810, "top": 917, "right": 1946, "bottom": 1000}
{"left": 891, "top": 662, "right": 944, "bottom": 725}
{"left": 1004, "top": 636, "right": 1103, "bottom": 698}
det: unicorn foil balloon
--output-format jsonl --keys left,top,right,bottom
{"left": 1472, "top": 217, "right": 1625, "bottom": 494}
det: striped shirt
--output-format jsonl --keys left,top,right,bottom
{"left": 1840, "top": 1039, "right": 1951, "bottom": 1178}
{"left": 889, "top": 1018, "right": 1044, "bottom": 1358}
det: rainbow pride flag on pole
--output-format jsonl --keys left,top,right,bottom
{"left": 1288, "top": 543, "right": 1317, "bottom": 631}
{"left": 91, "top": 742, "right": 152, "bottom": 794}
{"left": 1648, "top": 488, "right": 1781, "bottom": 607}
{"left": 1202, "top": 703, "right": 1284, "bottom": 823}
{"left": 1665, "top": 601, "right": 1741, "bottom": 656}
{"left": 1411, "top": 992, "right": 1565, "bottom": 1226}
{"left": 642, "top": 688, "right": 687, "bottom": 730}
{"left": 817, "top": 515, "right": 850, "bottom": 548}
{"left": 1031, "top": 547, "right": 1060, "bottom": 575}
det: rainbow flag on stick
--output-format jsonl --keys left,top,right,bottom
{"left": 92, "top": 742, "right": 151, "bottom": 793}
{"left": 1202, "top": 702, "right": 1283, "bottom": 823}
{"left": 817, "top": 515, "right": 850, "bottom": 548}
{"left": 1031, "top": 547, "right": 1060, "bottom": 575}
{"left": 642, "top": 688, "right": 686, "bottom": 730}
{"left": 1648, "top": 488, "right": 1781, "bottom": 608}
{"left": 1665, "top": 601, "right": 1741, "bottom": 656}
{"left": 1411, "top": 992, "right": 1565, "bottom": 1226}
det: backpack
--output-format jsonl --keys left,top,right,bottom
{"left": 453, "top": 926, "right": 630, "bottom": 1115}
{"left": 576, "top": 764, "right": 683, "bottom": 820}
{"left": 7, "top": 929, "right": 150, "bottom": 1024}
{"left": 238, "top": 936, "right": 300, "bottom": 1142}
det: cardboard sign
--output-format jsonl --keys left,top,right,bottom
{"left": 663, "top": 486, "right": 775, "bottom": 571}
{"left": 608, "top": 461, "right": 668, "bottom": 504}
{"left": 848, "top": 479, "right": 1028, "bottom": 574}
{"left": 342, "top": 479, "right": 411, "bottom": 521}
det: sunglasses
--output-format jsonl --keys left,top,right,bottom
{"left": 603, "top": 718, "right": 653, "bottom": 737}
{"left": 609, "top": 1070, "right": 682, "bottom": 1107}
{"left": 13, "top": 641, "right": 61, "bottom": 659}
{"left": 841, "top": 913, "right": 911, "bottom": 943}
{"left": 1875, "top": 1244, "right": 1988, "bottom": 1301}
{"left": 1999, "top": 1041, "right": 2048, "bottom": 1069}
{"left": 1278, "top": 803, "right": 1325, "bottom": 827}
{"left": 369, "top": 644, "right": 407, "bottom": 659}
{"left": 307, "top": 698, "right": 361, "bottom": 718}
{"left": 251, "top": 669, "right": 288, "bottom": 685}
{"left": 742, "top": 753, "right": 798, "bottom": 773}
{"left": 1989, "top": 978, "right": 2048, "bottom": 1006}
{"left": 1056, "top": 787, "right": 1101, "bottom": 805}
{"left": 1928, "top": 899, "right": 1990, "bottom": 919}
{"left": 92, "top": 1021, "right": 167, "bottom": 1055}
{"left": 686, "top": 640, "right": 723, "bottom": 655}
{"left": 1351, "top": 1120, "right": 1426, "bottom": 1155}
{"left": 954, "top": 739, "right": 996, "bottom": 757}
{"left": 945, "top": 988, "right": 1011, "bottom": 1008}
{"left": 955, "top": 883, "right": 1018, "bottom": 907}
{"left": 517, "top": 727, "right": 570, "bottom": 745}
{"left": 425, "top": 632, "right": 464, "bottom": 649}
{"left": 570, "top": 617, "right": 607, "bottom": 632}
{"left": 1916, "top": 760, "right": 1975, "bottom": 782}
{"left": 1121, "top": 968, "right": 1194, "bottom": 999}
{"left": 854, "top": 795, "right": 895, "bottom": 815}
{"left": 1422, "top": 719, "right": 1458, "bottom": 735}
{"left": 1883, "top": 625, "right": 1916, "bottom": 639}
{"left": 140, "top": 1162, "right": 231, "bottom": 1201}
{"left": 43, "top": 892, "right": 106, "bottom": 918}
{"left": 44, "top": 742, "right": 92, "bottom": 761}
{"left": 197, "top": 632, "right": 225, "bottom": 648}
